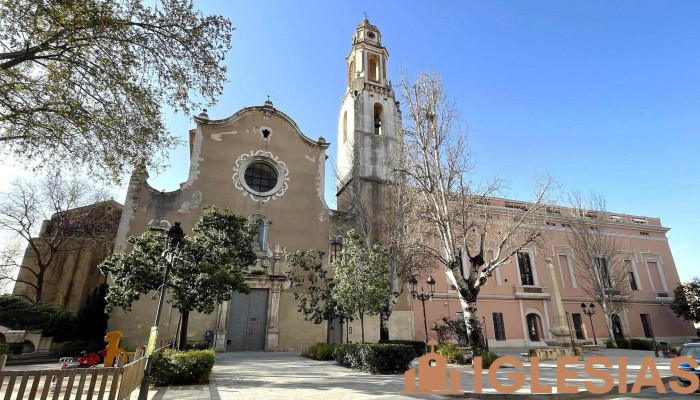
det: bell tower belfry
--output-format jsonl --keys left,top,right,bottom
{"left": 337, "top": 18, "right": 400, "bottom": 197}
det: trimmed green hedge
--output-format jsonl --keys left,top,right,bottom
{"left": 334, "top": 343, "right": 414, "bottom": 374}
{"left": 630, "top": 338, "right": 654, "bottom": 350}
{"left": 0, "top": 344, "right": 7, "bottom": 355}
{"left": 7, "top": 342, "right": 23, "bottom": 355}
{"left": 308, "top": 343, "right": 336, "bottom": 360}
{"left": 152, "top": 349, "right": 215, "bottom": 386}
{"left": 378, "top": 340, "right": 426, "bottom": 358}
{"left": 186, "top": 341, "right": 211, "bottom": 351}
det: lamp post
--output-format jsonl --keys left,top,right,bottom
{"left": 409, "top": 275, "right": 436, "bottom": 343}
{"left": 138, "top": 222, "right": 185, "bottom": 400}
{"left": 581, "top": 303, "right": 598, "bottom": 345}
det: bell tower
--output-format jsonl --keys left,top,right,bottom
{"left": 337, "top": 18, "right": 400, "bottom": 196}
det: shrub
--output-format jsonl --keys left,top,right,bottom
{"left": 309, "top": 343, "right": 336, "bottom": 360}
{"left": 0, "top": 296, "right": 78, "bottom": 342}
{"left": 0, "top": 344, "right": 7, "bottom": 355}
{"left": 605, "top": 340, "right": 615, "bottom": 348}
{"left": 334, "top": 343, "right": 414, "bottom": 374}
{"left": 436, "top": 344, "right": 465, "bottom": 364}
{"left": 480, "top": 351, "right": 501, "bottom": 368}
{"left": 52, "top": 339, "right": 106, "bottom": 358}
{"left": 7, "top": 342, "right": 23, "bottom": 355}
{"left": 630, "top": 338, "right": 654, "bottom": 351}
{"left": 437, "top": 343, "right": 466, "bottom": 365}
{"left": 152, "top": 349, "right": 215, "bottom": 386}
{"left": 186, "top": 341, "right": 211, "bottom": 351}
{"left": 616, "top": 338, "right": 630, "bottom": 349}
{"left": 378, "top": 340, "right": 426, "bottom": 358}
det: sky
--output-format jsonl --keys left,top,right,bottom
{"left": 2, "top": 1, "right": 699, "bottom": 281}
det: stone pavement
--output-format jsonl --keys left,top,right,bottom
{"left": 187, "top": 348, "right": 687, "bottom": 400}
{"left": 5, "top": 348, "right": 690, "bottom": 399}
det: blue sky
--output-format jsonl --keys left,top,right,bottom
{"left": 22, "top": 1, "right": 700, "bottom": 280}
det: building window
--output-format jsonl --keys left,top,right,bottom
{"left": 526, "top": 313, "right": 543, "bottom": 342}
{"left": 517, "top": 252, "right": 535, "bottom": 286}
{"left": 640, "top": 314, "right": 653, "bottom": 338}
{"left": 244, "top": 162, "right": 278, "bottom": 193}
{"left": 330, "top": 242, "right": 342, "bottom": 264}
{"left": 572, "top": 313, "right": 585, "bottom": 340}
{"left": 596, "top": 257, "right": 612, "bottom": 289}
{"left": 492, "top": 313, "right": 506, "bottom": 341}
{"left": 373, "top": 103, "right": 383, "bottom": 135}
{"left": 628, "top": 271, "right": 638, "bottom": 290}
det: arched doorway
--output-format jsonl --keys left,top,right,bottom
{"left": 22, "top": 340, "right": 35, "bottom": 354}
{"left": 526, "top": 313, "right": 543, "bottom": 342}
{"left": 611, "top": 314, "right": 624, "bottom": 340}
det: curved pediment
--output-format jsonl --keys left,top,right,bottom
{"left": 193, "top": 104, "right": 330, "bottom": 149}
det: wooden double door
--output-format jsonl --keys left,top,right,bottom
{"left": 227, "top": 289, "right": 269, "bottom": 351}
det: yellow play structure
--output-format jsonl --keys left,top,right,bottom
{"left": 103, "top": 331, "right": 129, "bottom": 367}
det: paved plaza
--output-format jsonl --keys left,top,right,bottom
{"left": 145, "top": 348, "right": 693, "bottom": 400}
{"left": 3, "top": 348, "right": 693, "bottom": 399}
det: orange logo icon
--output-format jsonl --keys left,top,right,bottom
{"left": 401, "top": 339, "right": 461, "bottom": 395}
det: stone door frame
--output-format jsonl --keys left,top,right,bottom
{"left": 214, "top": 274, "right": 288, "bottom": 351}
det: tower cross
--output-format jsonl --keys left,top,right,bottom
{"left": 267, "top": 94, "right": 271, "bottom": 102}
{"left": 363, "top": 11, "right": 368, "bottom": 20}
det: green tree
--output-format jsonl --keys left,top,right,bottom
{"left": 332, "top": 230, "right": 390, "bottom": 343}
{"left": 100, "top": 206, "right": 257, "bottom": 349}
{"left": 76, "top": 283, "right": 109, "bottom": 341}
{"left": 0, "top": 0, "right": 233, "bottom": 180}
{"left": 286, "top": 250, "right": 350, "bottom": 343}
{"left": 671, "top": 278, "right": 700, "bottom": 322}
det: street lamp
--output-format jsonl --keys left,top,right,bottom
{"left": 409, "top": 275, "right": 436, "bottom": 344}
{"left": 138, "top": 222, "right": 185, "bottom": 400}
{"left": 581, "top": 302, "right": 598, "bottom": 345}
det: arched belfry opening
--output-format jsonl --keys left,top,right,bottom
{"left": 369, "top": 55, "right": 379, "bottom": 82}
{"left": 373, "top": 103, "right": 383, "bottom": 135}
{"left": 348, "top": 58, "right": 355, "bottom": 87}
{"left": 343, "top": 111, "right": 348, "bottom": 143}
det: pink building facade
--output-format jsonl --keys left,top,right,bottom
{"left": 411, "top": 198, "right": 695, "bottom": 347}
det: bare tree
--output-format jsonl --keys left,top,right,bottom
{"left": 398, "top": 69, "right": 554, "bottom": 354}
{"left": 0, "top": 174, "right": 118, "bottom": 302}
{"left": 565, "top": 190, "right": 632, "bottom": 347}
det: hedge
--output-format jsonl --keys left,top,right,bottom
{"left": 52, "top": 339, "right": 106, "bottom": 358}
{"left": 308, "top": 343, "right": 336, "bottom": 360}
{"left": 186, "top": 340, "right": 211, "bottom": 351}
{"left": 630, "top": 338, "right": 654, "bottom": 351}
{"left": 378, "top": 340, "right": 426, "bottom": 358}
{"left": 152, "top": 349, "right": 215, "bottom": 386}
{"left": 0, "top": 344, "right": 7, "bottom": 355}
{"left": 334, "top": 343, "right": 414, "bottom": 374}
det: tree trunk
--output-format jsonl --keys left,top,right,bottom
{"left": 35, "top": 270, "right": 44, "bottom": 302}
{"left": 178, "top": 310, "right": 190, "bottom": 350}
{"left": 604, "top": 313, "right": 617, "bottom": 347}
{"left": 379, "top": 311, "right": 389, "bottom": 341}
{"left": 326, "top": 320, "right": 332, "bottom": 343}
{"left": 360, "top": 312, "right": 365, "bottom": 343}
{"left": 463, "top": 301, "right": 486, "bottom": 355}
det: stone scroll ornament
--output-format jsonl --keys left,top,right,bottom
{"left": 232, "top": 150, "right": 290, "bottom": 203}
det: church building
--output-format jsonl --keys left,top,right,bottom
{"left": 108, "top": 19, "right": 695, "bottom": 351}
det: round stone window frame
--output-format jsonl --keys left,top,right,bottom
{"left": 233, "top": 150, "right": 290, "bottom": 203}
{"left": 239, "top": 156, "right": 285, "bottom": 197}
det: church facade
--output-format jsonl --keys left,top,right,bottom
{"left": 108, "top": 19, "right": 695, "bottom": 351}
